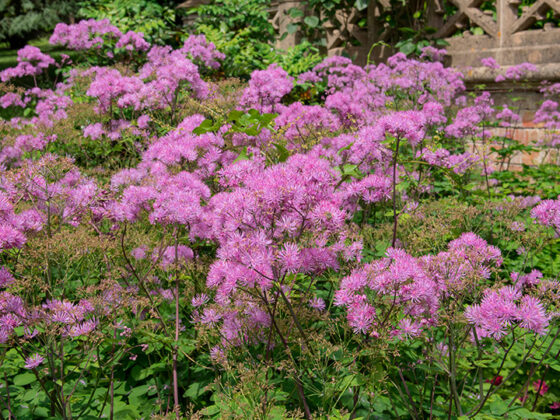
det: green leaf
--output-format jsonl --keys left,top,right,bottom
{"left": 193, "top": 119, "right": 215, "bottom": 135}
{"left": 202, "top": 404, "right": 221, "bottom": 416}
{"left": 184, "top": 381, "right": 210, "bottom": 399}
{"left": 399, "top": 42, "right": 416, "bottom": 56}
{"left": 304, "top": 16, "right": 320, "bottom": 28}
{"left": 13, "top": 372, "right": 36, "bottom": 386}
{"left": 489, "top": 398, "right": 508, "bottom": 416}
{"left": 355, "top": 0, "right": 369, "bottom": 11}
{"left": 233, "top": 147, "right": 250, "bottom": 162}
{"left": 510, "top": 407, "right": 551, "bottom": 419}
{"left": 244, "top": 127, "right": 259, "bottom": 136}
{"left": 398, "top": 27, "right": 417, "bottom": 35}
{"left": 273, "top": 143, "right": 290, "bottom": 162}
{"left": 472, "top": 27, "right": 484, "bottom": 35}
{"left": 248, "top": 109, "right": 260, "bottom": 118}
{"left": 288, "top": 7, "right": 304, "bottom": 18}
{"left": 129, "top": 384, "right": 149, "bottom": 398}
{"left": 22, "top": 388, "right": 38, "bottom": 401}
{"left": 286, "top": 23, "right": 299, "bottom": 34}
{"left": 260, "top": 112, "right": 277, "bottom": 127}
{"left": 227, "top": 110, "right": 244, "bottom": 122}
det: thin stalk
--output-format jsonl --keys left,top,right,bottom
{"left": 398, "top": 369, "right": 418, "bottom": 420}
{"left": 172, "top": 229, "right": 180, "bottom": 419}
{"left": 391, "top": 135, "right": 402, "bottom": 248}
{"left": 531, "top": 367, "right": 549, "bottom": 411}
{"left": 472, "top": 327, "right": 484, "bottom": 401}
{"left": 109, "top": 327, "right": 116, "bottom": 420}
{"left": 260, "top": 291, "right": 312, "bottom": 419}
{"left": 3, "top": 372, "right": 13, "bottom": 420}
{"left": 278, "top": 287, "right": 312, "bottom": 352}
{"left": 60, "top": 338, "right": 70, "bottom": 420}
{"left": 448, "top": 327, "right": 463, "bottom": 416}
{"left": 429, "top": 374, "right": 438, "bottom": 420}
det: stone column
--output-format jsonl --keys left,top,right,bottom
{"left": 496, "top": 0, "right": 520, "bottom": 64}
{"left": 272, "top": 0, "right": 302, "bottom": 50}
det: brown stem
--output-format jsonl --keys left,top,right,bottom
{"left": 278, "top": 287, "right": 312, "bottom": 352}
{"left": 472, "top": 327, "right": 484, "bottom": 401}
{"left": 391, "top": 135, "right": 402, "bottom": 248}
{"left": 531, "top": 367, "right": 549, "bottom": 411}
{"left": 3, "top": 372, "right": 13, "bottom": 419}
{"left": 429, "top": 374, "right": 438, "bottom": 420}
{"left": 398, "top": 369, "right": 418, "bottom": 420}
{"left": 260, "top": 291, "right": 313, "bottom": 420}
{"left": 60, "top": 338, "right": 70, "bottom": 420}
{"left": 467, "top": 327, "right": 553, "bottom": 417}
{"left": 349, "top": 386, "right": 361, "bottom": 420}
{"left": 172, "top": 229, "right": 180, "bottom": 419}
{"left": 110, "top": 327, "right": 116, "bottom": 420}
{"left": 447, "top": 328, "right": 463, "bottom": 416}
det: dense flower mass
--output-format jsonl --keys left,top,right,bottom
{"left": 335, "top": 233, "right": 506, "bottom": 337}
{"left": 49, "top": 18, "right": 123, "bottom": 50}
{"left": 0, "top": 18, "right": 559, "bottom": 419}
{"left": 0, "top": 46, "right": 55, "bottom": 82}
{"left": 239, "top": 64, "right": 294, "bottom": 113}
{"left": 531, "top": 196, "right": 560, "bottom": 234}
{"left": 465, "top": 287, "right": 549, "bottom": 339}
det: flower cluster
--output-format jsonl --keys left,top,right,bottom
{"left": 49, "top": 18, "right": 123, "bottom": 50}
{"left": 239, "top": 64, "right": 294, "bottom": 113}
{"left": 0, "top": 46, "right": 55, "bottom": 82}
{"left": 181, "top": 34, "right": 225, "bottom": 69}
{"left": 417, "top": 148, "right": 480, "bottom": 174}
{"left": 465, "top": 286, "right": 549, "bottom": 339}
{"left": 531, "top": 196, "right": 560, "bottom": 234}
{"left": 336, "top": 233, "right": 510, "bottom": 338}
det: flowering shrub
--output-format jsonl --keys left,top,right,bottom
{"left": 0, "top": 19, "right": 559, "bottom": 420}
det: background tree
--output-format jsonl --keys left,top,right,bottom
{"left": 0, "top": 0, "right": 78, "bottom": 49}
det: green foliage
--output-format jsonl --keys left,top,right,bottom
{"left": 78, "top": 0, "right": 179, "bottom": 45}
{"left": 286, "top": 0, "right": 364, "bottom": 50}
{"left": 189, "top": 0, "right": 274, "bottom": 44}
{"left": 494, "top": 164, "right": 560, "bottom": 199}
{"left": 287, "top": 0, "right": 450, "bottom": 58}
{"left": 0, "top": 0, "right": 78, "bottom": 48}
{"left": 191, "top": 0, "right": 322, "bottom": 78}
{"left": 276, "top": 41, "right": 323, "bottom": 76}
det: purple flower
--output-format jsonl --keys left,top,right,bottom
{"left": 191, "top": 294, "right": 209, "bottom": 308}
{"left": 24, "top": 354, "right": 45, "bottom": 369}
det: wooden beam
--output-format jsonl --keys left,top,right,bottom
{"left": 464, "top": 7, "right": 498, "bottom": 37}
{"left": 510, "top": 0, "right": 547, "bottom": 33}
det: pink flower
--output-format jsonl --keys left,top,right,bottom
{"left": 309, "top": 297, "right": 326, "bottom": 311}
{"left": 181, "top": 34, "right": 224, "bottom": 69}
{"left": 191, "top": 294, "right": 209, "bottom": 308}
{"left": 24, "top": 354, "right": 45, "bottom": 369}
{"left": 239, "top": 64, "right": 294, "bottom": 113}
{"left": 485, "top": 376, "right": 503, "bottom": 386}
{"left": 481, "top": 57, "right": 500, "bottom": 69}
{"left": 533, "top": 380, "right": 549, "bottom": 395}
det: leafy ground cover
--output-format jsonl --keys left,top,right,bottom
{"left": 0, "top": 18, "right": 560, "bottom": 420}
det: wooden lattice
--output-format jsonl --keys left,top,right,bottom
{"left": 434, "top": 0, "right": 560, "bottom": 39}
{"left": 511, "top": 0, "right": 560, "bottom": 33}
